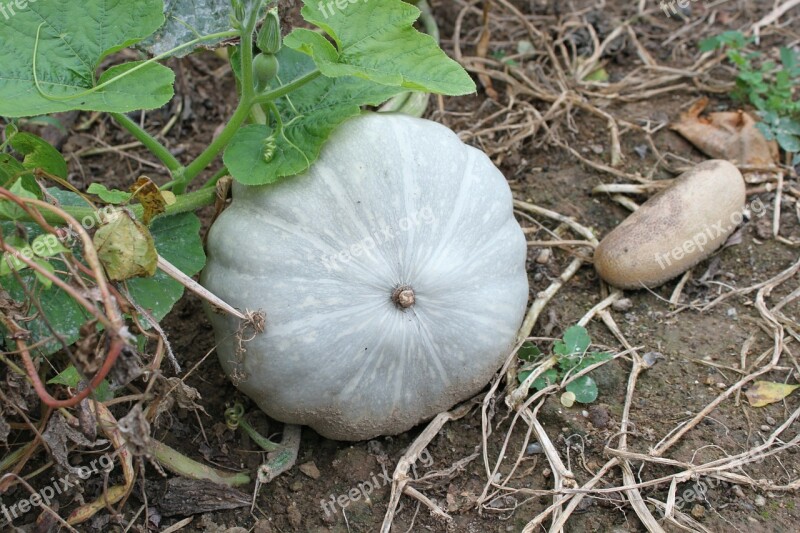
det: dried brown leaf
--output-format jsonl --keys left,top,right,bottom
{"left": 671, "top": 97, "right": 779, "bottom": 166}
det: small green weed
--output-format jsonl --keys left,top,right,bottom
{"left": 699, "top": 31, "right": 800, "bottom": 165}
{"left": 517, "top": 325, "right": 612, "bottom": 405}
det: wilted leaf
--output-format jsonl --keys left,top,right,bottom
{"left": 42, "top": 412, "right": 106, "bottom": 475}
{"left": 130, "top": 176, "right": 168, "bottom": 225}
{"left": 94, "top": 210, "right": 158, "bottom": 281}
{"left": 125, "top": 213, "right": 205, "bottom": 322}
{"left": 671, "top": 97, "right": 778, "bottom": 166}
{"left": 745, "top": 381, "right": 799, "bottom": 407}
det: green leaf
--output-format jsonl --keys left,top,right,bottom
{"left": 776, "top": 132, "right": 800, "bottom": 153}
{"left": 517, "top": 368, "right": 557, "bottom": 390}
{"left": 0, "top": 178, "right": 37, "bottom": 220}
{"left": 566, "top": 376, "right": 599, "bottom": 404}
{"left": 0, "top": 0, "right": 175, "bottom": 117}
{"left": 224, "top": 47, "right": 403, "bottom": 185}
{"left": 698, "top": 36, "right": 721, "bottom": 52}
{"left": 518, "top": 342, "right": 542, "bottom": 362}
{"left": 285, "top": 0, "right": 475, "bottom": 95}
{"left": 0, "top": 154, "right": 26, "bottom": 188}
{"left": 126, "top": 212, "right": 205, "bottom": 322}
{"left": 533, "top": 369, "right": 559, "bottom": 390}
{"left": 48, "top": 365, "right": 113, "bottom": 402}
{"left": 33, "top": 258, "right": 55, "bottom": 289}
{"left": 780, "top": 47, "right": 797, "bottom": 72}
{"left": 31, "top": 234, "right": 70, "bottom": 258}
{"left": 556, "top": 325, "right": 591, "bottom": 356}
{"left": 87, "top": 183, "right": 133, "bottom": 205}
{"left": 0, "top": 235, "right": 32, "bottom": 276}
{"left": 9, "top": 132, "right": 68, "bottom": 179}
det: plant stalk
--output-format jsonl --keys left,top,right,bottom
{"left": 109, "top": 112, "right": 184, "bottom": 174}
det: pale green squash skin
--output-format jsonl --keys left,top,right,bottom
{"left": 202, "top": 113, "right": 529, "bottom": 441}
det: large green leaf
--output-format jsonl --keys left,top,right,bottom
{"left": 0, "top": 0, "right": 174, "bottom": 117}
{"left": 285, "top": 0, "right": 475, "bottom": 95}
{"left": 126, "top": 212, "right": 205, "bottom": 321}
{"left": 224, "top": 47, "right": 403, "bottom": 185}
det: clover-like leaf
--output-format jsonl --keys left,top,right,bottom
{"left": 566, "top": 376, "right": 599, "bottom": 404}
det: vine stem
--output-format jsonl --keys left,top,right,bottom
{"left": 0, "top": 186, "right": 217, "bottom": 225}
{"left": 177, "top": 67, "right": 320, "bottom": 191}
{"left": 110, "top": 112, "right": 183, "bottom": 174}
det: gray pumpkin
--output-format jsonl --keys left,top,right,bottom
{"left": 201, "top": 113, "right": 528, "bottom": 440}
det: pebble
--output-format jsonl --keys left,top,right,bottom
{"left": 526, "top": 442, "right": 544, "bottom": 455}
{"left": 612, "top": 298, "right": 633, "bottom": 311}
{"left": 594, "top": 160, "right": 745, "bottom": 289}
{"left": 691, "top": 504, "right": 705, "bottom": 519}
{"left": 766, "top": 416, "right": 777, "bottom": 425}
{"left": 732, "top": 486, "right": 745, "bottom": 499}
{"left": 754, "top": 495, "right": 767, "bottom": 507}
{"left": 760, "top": 425, "right": 771, "bottom": 432}
{"left": 642, "top": 352, "right": 664, "bottom": 368}
{"left": 542, "top": 468, "right": 552, "bottom": 478}
{"left": 299, "top": 461, "right": 321, "bottom": 480}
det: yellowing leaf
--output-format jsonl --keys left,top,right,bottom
{"left": 93, "top": 210, "right": 157, "bottom": 281}
{"left": 745, "top": 381, "right": 800, "bottom": 407}
{"left": 130, "top": 176, "right": 167, "bottom": 225}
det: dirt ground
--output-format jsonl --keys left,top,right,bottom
{"left": 2, "top": 0, "right": 799, "bottom": 532}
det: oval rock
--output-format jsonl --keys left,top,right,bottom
{"left": 594, "top": 160, "right": 745, "bottom": 289}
